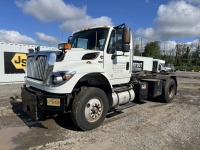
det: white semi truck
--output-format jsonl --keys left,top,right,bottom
{"left": 22, "top": 24, "right": 177, "bottom": 130}
{"left": 153, "top": 59, "right": 173, "bottom": 73}
{"left": 133, "top": 56, "right": 173, "bottom": 73}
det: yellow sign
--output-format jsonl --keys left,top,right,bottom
{"left": 11, "top": 53, "right": 27, "bottom": 71}
{"left": 47, "top": 98, "right": 61, "bottom": 106}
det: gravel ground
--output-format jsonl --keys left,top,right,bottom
{"left": 176, "top": 71, "right": 200, "bottom": 79}
{"left": 0, "top": 72, "right": 200, "bottom": 150}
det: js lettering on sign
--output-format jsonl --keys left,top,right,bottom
{"left": 11, "top": 53, "right": 27, "bottom": 71}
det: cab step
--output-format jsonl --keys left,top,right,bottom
{"left": 115, "top": 102, "right": 137, "bottom": 111}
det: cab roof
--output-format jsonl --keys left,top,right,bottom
{"left": 77, "top": 25, "right": 112, "bottom": 33}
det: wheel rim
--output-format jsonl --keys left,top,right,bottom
{"left": 168, "top": 84, "right": 174, "bottom": 98}
{"left": 85, "top": 98, "right": 103, "bottom": 122}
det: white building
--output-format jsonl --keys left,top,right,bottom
{"left": 0, "top": 42, "right": 57, "bottom": 84}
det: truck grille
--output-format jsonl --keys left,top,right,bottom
{"left": 27, "top": 55, "right": 47, "bottom": 81}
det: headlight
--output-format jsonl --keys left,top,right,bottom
{"left": 53, "top": 76, "right": 63, "bottom": 84}
{"left": 51, "top": 71, "right": 76, "bottom": 86}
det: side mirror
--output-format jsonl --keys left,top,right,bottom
{"left": 68, "top": 36, "right": 72, "bottom": 43}
{"left": 35, "top": 46, "right": 40, "bottom": 52}
{"left": 159, "top": 64, "right": 161, "bottom": 70}
{"left": 28, "top": 49, "right": 34, "bottom": 53}
{"left": 122, "top": 26, "right": 130, "bottom": 52}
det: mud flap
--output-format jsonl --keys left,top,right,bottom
{"left": 21, "top": 88, "right": 38, "bottom": 120}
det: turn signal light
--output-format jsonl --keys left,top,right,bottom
{"left": 58, "top": 43, "right": 71, "bottom": 50}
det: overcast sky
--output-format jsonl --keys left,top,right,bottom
{"left": 1, "top": 0, "right": 200, "bottom": 50}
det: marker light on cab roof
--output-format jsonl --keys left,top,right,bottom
{"left": 78, "top": 25, "right": 111, "bottom": 32}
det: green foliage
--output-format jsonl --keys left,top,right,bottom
{"left": 143, "top": 41, "right": 161, "bottom": 58}
{"left": 175, "top": 44, "right": 182, "bottom": 66}
{"left": 133, "top": 44, "right": 141, "bottom": 56}
{"left": 191, "top": 47, "right": 200, "bottom": 66}
{"left": 176, "top": 66, "right": 200, "bottom": 72}
{"left": 173, "top": 42, "right": 200, "bottom": 68}
{"left": 164, "top": 55, "right": 175, "bottom": 64}
{"left": 138, "top": 40, "right": 200, "bottom": 71}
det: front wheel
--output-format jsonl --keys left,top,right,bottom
{"left": 71, "top": 87, "right": 109, "bottom": 131}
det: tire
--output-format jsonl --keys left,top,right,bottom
{"left": 162, "top": 78, "right": 176, "bottom": 103}
{"left": 71, "top": 87, "right": 109, "bottom": 131}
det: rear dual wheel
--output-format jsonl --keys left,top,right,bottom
{"left": 162, "top": 78, "right": 176, "bottom": 103}
{"left": 71, "top": 87, "right": 108, "bottom": 131}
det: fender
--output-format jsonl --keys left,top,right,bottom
{"left": 43, "top": 62, "right": 113, "bottom": 94}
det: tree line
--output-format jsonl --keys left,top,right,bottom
{"left": 133, "top": 41, "right": 200, "bottom": 71}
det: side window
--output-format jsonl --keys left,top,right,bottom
{"left": 72, "top": 38, "right": 88, "bottom": 49}
{"left": 72, "top": 38, "right": 77, "bottom": 48}
{"left": 99, "top": 39, "right": 105, "bottom": 50}
{"left": 116, "top": 30, "right": 122, "bottom": 51}
{"left": 77, "top": 38, "right": 88, "bottom": 49}
{"left": 107, "top": 30, "right": 115, "bottom": 54}
{"left": 107, "top": 29, "right": 123, "bottom": 54}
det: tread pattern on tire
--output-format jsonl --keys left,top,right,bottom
{"left": 71, "top": 87, "right": 108, "bottom": 131}
{"left": 162, "top": 78, "right": 176, "bottom": 103}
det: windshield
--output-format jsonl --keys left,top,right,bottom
{"left": 160, "top": 63, "right": 165, "bottom": 67}
{"left": 70, "top": 28, "right": 109, "bottom": 51}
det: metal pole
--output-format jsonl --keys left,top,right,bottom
{"left": 164, "top": 43, "right": 166, "bottom": 57}
{"left": 140, "top": 37, "right": 142, "bottom": 56}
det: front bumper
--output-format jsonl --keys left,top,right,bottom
{"left": 21, "top": 86, "right": 69, "bottom": 120}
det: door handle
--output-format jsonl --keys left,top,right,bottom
{"left": 126, "top": 62, "right": 129, "bottom": 70}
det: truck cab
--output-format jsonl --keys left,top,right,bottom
{"left": 22, "top": 24, "right": 177, "bottom": 130}
{"left": 153, "top": 59, "right": 173, "bottom": 73}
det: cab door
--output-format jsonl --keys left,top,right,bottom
{"left": 104, "top": 28, "right": 131, "bottom": 85}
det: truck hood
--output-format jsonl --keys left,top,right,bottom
{"left": 53, "top": 48, "right": 104, "bottom": 74}
{"left": 63, "top": 48, "right": 101, "bottom": 61}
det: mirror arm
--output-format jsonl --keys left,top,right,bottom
{"left": 57, "top": 50, "right": 66, "bottom": 62}
{"left": 111, "top": 52, "right": 126, "bottom": 60}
